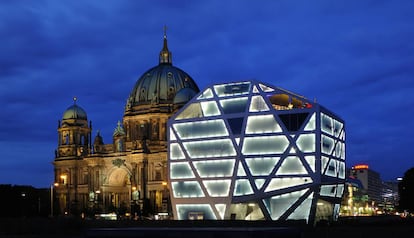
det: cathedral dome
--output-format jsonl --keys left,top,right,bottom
{"left": 62, "top": 98, "right": 87, "bottom": 120}
{"left": 125, "top": 32, "right": 199, "bottom": 113}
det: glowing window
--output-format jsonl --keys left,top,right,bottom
{"left": 170, "top": 162, "right": 195, "bottom": 179}
{"left": 252, "top": 85, "right": 259, "bottom": 93}
{"left": 249, "top": 96, "right": 269, "bottom": 112}
{"left": 183, "top": 139, "right": 236, "bottom": 158}
{"left": 215, "top": 204, "right": 226, "bottom": 219}
{"left": 245, "top": 115, "right": 281, "bottom": 134}
{"left": 176, "top": 103, "right": 203, "bottom": 120}
{"left": 333, "top": 120, "right": 343, "bottom": 138}
{"left": 321, "top": 113, "right": 333, "bottom": 135}
{"left": 170, "top": 143, "right": 185, "bottom": 160}
{"left": 321, "top": 156, "right": 329, "bottom": 172}
{"left": 237, "top": 162, "right": 247, "bottom": 176}
{"left": 176, "top": 204, "right": 215, "bottom": 220}
{"left": 242, "top": 136, "right": 289, "bottom": 155}
{"left": 200, "top": 101, "right": 221, "bottom": 117}
{"left": 303, "top": 113, "right": 316, "bottom": 131}
{"left": 338, "top": 161, "right": 345, "bottom": 179}
{"left": 263, "top": 189, "right": 306, "bottom": 220}
{"left": 276, "top": 156, "right": 308, "bottom": 175}
{"left": 234, "top": 179, "right": 253, "bottom": 196}
{"left": 320, "top": 185, "right": 336, "bottom": 197}
{"left": 172, "top": 181, "right": 204, "bottom": 198}
{"left": 255, "top": 179, "right": 265, "bottom": 190}
{"left": 203, "top": 180, "right": 231, "bottom": 197}
{"left": 325, "top": 159, "right": 337, "bottom": 177}
{"left": 197, "top": 88, "right": 214, "bottom": 99}
{"left": 245, "top": 157, "right": 279, "bottom": 176}
{"left": 288, "top": 192, "right": 313, "bottom": 222}
{"left": 173, "top": 119, "right": 228, "bottom": 139}
{"left": 219, "top": 97, "right": 248, "bottom": 114}
{"left": 259, "top": 83, "right": 274, "bottom": 92}
{"left": 213, "top": 82, "right": 251, "bottom": 97}
{"left": 265, "top": 177, "right": 312, "bottom": 192}
{"left": 321, "top": 135, "right": 334, "bottom": 155}
{"left": 193, "top": 159, "right": 235, "bottom": 178}
{"left": 336, "top": 184, "right": 344, "bottom": 197}
{"left": 305, "top": 156, "right": 315, "bottom": 173}
{"left": 296, "top": 134, "right": 315, "bottom": 153}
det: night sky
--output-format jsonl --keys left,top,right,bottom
{"left": 1, "top": 0, "right": 413, "bottom": 188}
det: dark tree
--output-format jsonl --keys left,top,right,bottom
{"left": 398, "top": 168, "right": 414, "bottom": 212}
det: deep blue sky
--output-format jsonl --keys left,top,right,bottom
{"left": 1, "top": 0, "right": 413, "bottom": 188}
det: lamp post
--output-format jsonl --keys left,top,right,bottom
{"left": 50, "top": 182, "right": 59, "bottom": 217}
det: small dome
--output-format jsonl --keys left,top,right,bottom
{"left": 173, "top": 87, "right": 198, "bottom": 105}
{"left": 62, "top": 99, "right": 87, "bottom": 120}
{"left": 93, "top": 131, "right": 104, "bottom": 145}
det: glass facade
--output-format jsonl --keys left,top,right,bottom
{"left": 167, "top": 80, "right": 345, "bottom": 224}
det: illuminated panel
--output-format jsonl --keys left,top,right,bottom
{"left": 333, "top": 120, "right": 343, "bottom": 138}
{"left": 175, "top": 103, "right": 203, "bottom": 120}
{"left": 197, "top": 88, "right": 214, "bottom": 99}
{"left": 245, "top": 157, "right": 279, "bottom": 176}
{"left": 203, "top": 180, "right": 231, "bottom": 197}
{"left": 321, "top": 135, "right": 334, "bottom": 155}
{"left": 325, "top": 159, "right": 337, "bottom": 177}
{"left": 276, "top": 156, "right": 308, "bottom": 175}
{"left": 215, "top": 204, "right": 226, "bottom": 219}
{"left": 341, "top": 142, "right": 346, "bottom": 160}
{"left": 263, "top": 190, "right": 306, "bottom": 220}
{"left": 338, "top": 161, "right": 345, "bottom": 179}
{"left": 259, "top": 83, "right": 275, "bottom": 92}
{"left": 321, "top": 156, "right": 329, "bottom": 172}
{"left": 172, "top": 181, "right": 204, "bottom": 198}
{"left": 245, "top": 115, "right": 281, "bottom": 134}
{"left": 265, "top": 177, "right": 312, "bottom": 192}
{"left": 320, "top": 185, "right": 336, "bottom": 197}
{"left": 193, "top": 159, "right": 235, "bottom": 178}
{"left": 234, "top": 179, "right": 253, "bottom": 196}
{"left": 288, "top": 192, "right": 313, "bottom": 222}
{"left": 219, "top": 97, "right": 248, "bottom": 114}
{"left": 176, "top": 204, "right": 215, "bottom": 220}
{"left": 303, "top": 113, "right": 316, "bottom": 131}
{"left": 336, "top": 184, "right": 344, "bottom": 197}
{"left": 173, "top": 119, "right": 228, "bottom": 139}
{"left": 321, "top": 113, "right": 333, "bottom": 135}
{"left": 183, "top": 139, "right": 236, "bottom": 158}
{"left": 255, "top": 179, "right": 265, "bottom": 190}
{"left": 170, "top": 162, "right": 195, "bottom": 179}
{"left": 334, "top": 142, "right": 343, "bottom": 159}
{"left": 242, "top": 136, "right": 289, "bottom": 155}
{"left": 200, "top": 101, "right": 221, "bottom": 117}
{"left": 170, "top": 143, "right": 185, "bottom": 160}
{"left": 237, "top": 162, "right": 247, "bottom": 176}
{"left": 305, "top": 156, "right": 315, "bottom": 172}
{"left": 252, "top": 85, "right": 259, "bottom": 93}
{"left": 170, "top": 128, "right": 176, "bottom": 141}
{"left": 296, "top": 134, "right": 315, "bottom": 152}
{"left": 249, "top": 96, "right": 269, "bottom": 112}
{"left": 353, "top": 164, "right": 369, "bottom": 170}
{"left": 213, "top": 82, "right": 251, "bottom": 97}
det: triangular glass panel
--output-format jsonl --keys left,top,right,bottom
{"left": 259, "top": 83, "right": 275, "bottom": 92}
{"left": 304, "top": 156, "right": 315, "bottom": 173}
{"left": 255, "top": 179, "right": 266, "bottom": 190}
{"left": 289, "top": 147, "right": 296, "bottom": 153}
{"left": 279, "top": 113, "right": 309, "bottom": 132}
{"left": 235, "top": 137, "right": 240, "bottom": 146}
{"left": 234, "top": 179, "right": 253, "bottom": 196}
{"left": 169, "top": 128, "right": 176, "bottom": 140}
{"left": 336, "top": 184, "right": 345, "bottom": 198}
{"left": 249, "top": 96, "right": 269, "bottom": 112}
{"left": 324, "top": 159, "right": 337, "bottom": 177}
{"left": 215, "top": 204, "right": 226, "bottom": 219}
{"left": 253, "top": 85, "right": 259, "bottom": 93}
{"left": 237, "top": 162, "right": 247, "bottom": 176}
{"left": 170, "top": 143, "right": 185, "bottom": 160}
{"left": 227, "top": 117, "right": 244, "bottom": 135}
{"left": 197, "top": 88, "right": 214, "bottom": 99}
{"left": 176, "top": 103, "right": 203, "bottom": 120}
{"left": 334, "top": 120, "right": 343, "bottom": 138}
{"left": 200, "top": 101, "right": 221, "bottom": 117}
{"left": 245, "top": 157, "right": 279, "bottom": 176}
{"left": 263, "top": 190, "right": 306, "bottom": 220}
{"left": 265, "top": 177, "right": 312, "bottom": 192}
{"left": 321, "top": 156, "right": 329, "bottom": 172}
{"left": 245, "top": 115, "right": 281, "bottom": 134}
{"left": 303, "top": 113, "right": 316, "bottom": 131}
{"left": 276, "top": 156, "right": 308, "bottom": 175}
{"left": 288, "top": 191, "right": 313, "bottom": 222}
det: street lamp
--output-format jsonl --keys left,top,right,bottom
{"left": 50, "top": 182, "right": 59, "bottom": 217}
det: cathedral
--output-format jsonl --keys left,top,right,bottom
{"left": 53, "top": 32, "right": 200, "bottom": 218}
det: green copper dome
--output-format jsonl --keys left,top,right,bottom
{"left": 62, "top": 98, "right": 87, "bottom": 120}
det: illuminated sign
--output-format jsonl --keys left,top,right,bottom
{"left": 353, "top": 164, "right": 369, "bottom": 170}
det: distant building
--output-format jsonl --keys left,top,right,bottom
{"left": 167, "top": 80, "right": 346, "bottom": 224}
{"left": 53, "top": 32, "right": 199, "bottom": 218}
{"left": 350, "top": 164, "right": 382, "bottom": 205}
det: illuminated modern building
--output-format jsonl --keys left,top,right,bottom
{"left": 350, "top": 164, "right": 382, "bottom": 205}
{"left": 167, "top": 80, "right": 346, "bottom": 224}
{"left": 53, "top": 32, "right": 199, "bottom": 217}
